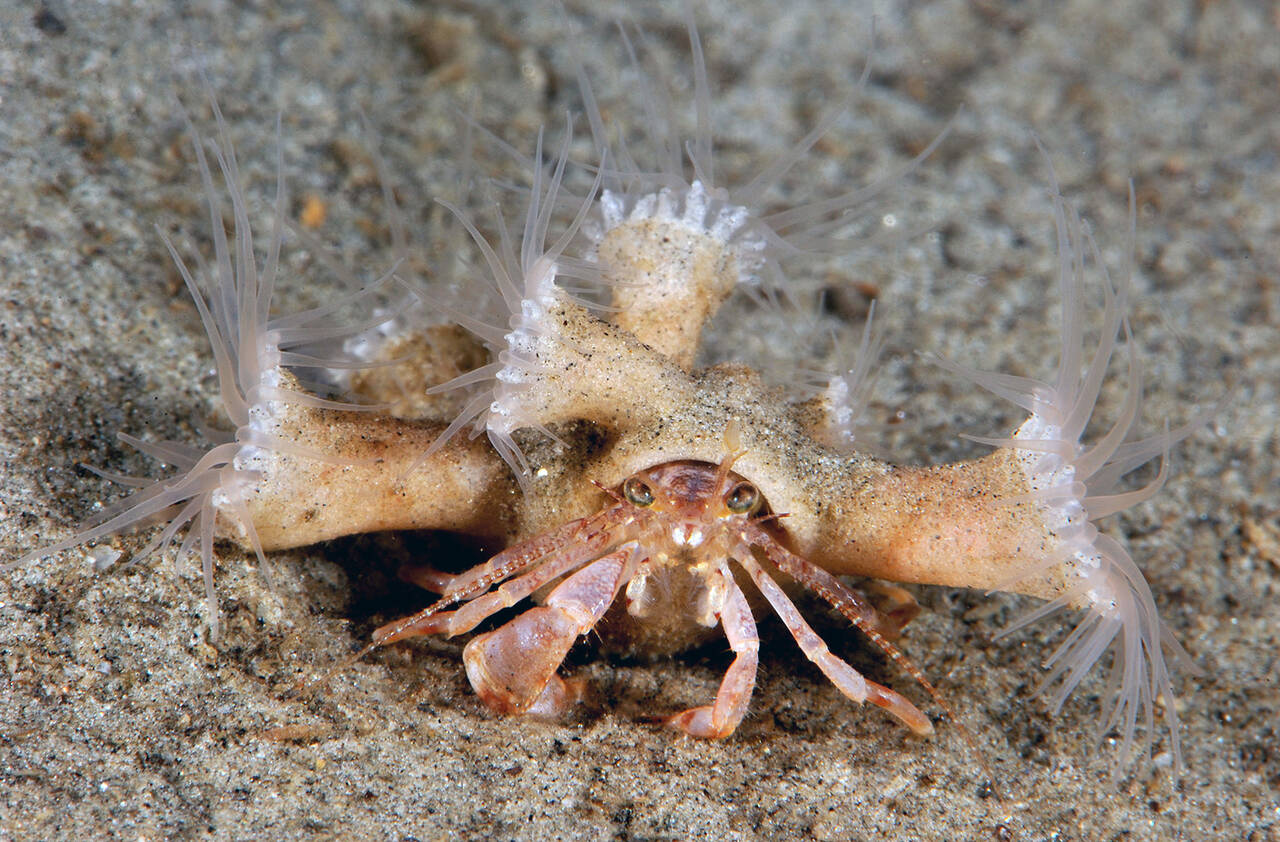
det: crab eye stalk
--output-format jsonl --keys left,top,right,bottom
{"left": 623, "top": 477, "right": 655, "bottom": 507}
{"left": 724, "top": 481, "right": 761, "bottom": 514}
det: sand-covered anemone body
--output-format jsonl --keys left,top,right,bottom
{"left": 11, "top": 14, "right": 1210, "bottom": 788}
{"left": 5, "top": 104, "right": 410, "bottom": 641}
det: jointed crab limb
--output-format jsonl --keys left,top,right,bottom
{"left": 369, "top": 507, "right": 630, "bottom": 647}
{"left": 665, "top": 565, "right": 759, "bottom": 739}
{"left": 462, "top": 545, "right": 639, "bottom": 717}
{"left": 439, "top": 508, "right": 620, "bottom": 599}
{"left": 740, "top": 521, "right": 896, "bottom": 635}
{"left": 735, "top": 549, "right": 932, "bottom": 736}
{"left": 861, "top": 581, "right": 921, "bottom": 642}
{"left": 395, "top": 563, "right": 455, "bottom": 595}
{"left": 374, "top": 521, "right": 626, "bottom": 643}
{"left": 743, "top": 521, "right": 967, "bottom": 737}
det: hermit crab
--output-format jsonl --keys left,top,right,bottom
{"left": 10, "top": 16, "right": 1207, "bottom": 781}
{"left": 367, "top": 448, "right": 939, "bottom": 740}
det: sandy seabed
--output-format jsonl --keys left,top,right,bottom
{"left": 1, "top": 1, "right": 1277, "bottom": 840}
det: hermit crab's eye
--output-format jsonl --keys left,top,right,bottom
{"left": 724, "top": 481, "right": 761, "bottom": 514}
{"left": 623, "top": 477, "right": 655, "bottom": 507}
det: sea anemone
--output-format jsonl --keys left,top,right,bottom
{"left": 936, "top": 158, "right": 1210, "bottom": 777}
{"left": 412, "top": 125, "right": 606, "bottom": 486}
{"left": 8, "top": 98, "right": 394, "bottom": 640}
{"left": 567, "top": 10, "right": 949, "bottom": 306}
{"left": 401, "top": 11, "right": 942, "bottom": 487}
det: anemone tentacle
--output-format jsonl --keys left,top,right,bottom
{"left": 950, "top": 174, "right": 1205, "bottom": 777}
{"left": 10, "top": 103, "right": 412, "bottom": 639}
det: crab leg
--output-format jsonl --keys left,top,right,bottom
{"left": 370, "top": 506, "right": 630, "bottom": 647}
{"left": 861, "top": 581, "right": 921, "bottom": 641}
{"left": 735, "top": 550, "right": 932, "bottom": 735}
{"left": 375, "top": 533, "right": 622, "bottom": 643}
{"left": 743, "top": 522, "right": 987, "bottom": 744}
{"left": 445, "top": 501, "right": 634, "bottom": 593}
{"left": 462, "top": 545, "right": 639, "bottom": 719}
{"left": 396, "top": 563, "right": 454, "bottom": 594}
{"left": 665, "top": 565, "right": 760, "bottom": 739}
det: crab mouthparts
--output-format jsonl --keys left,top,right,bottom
{"left": 669, "top": 523, "right": 706, "bottom": 548}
